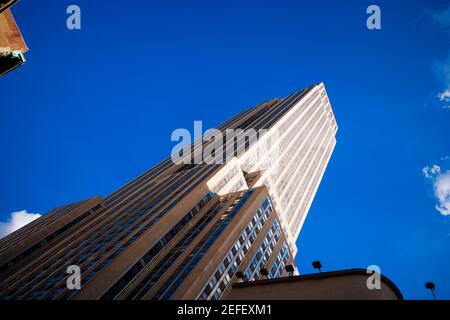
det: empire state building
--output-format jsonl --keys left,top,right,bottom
{"left": 0, "top": 83, "right": 337, "bottom": 300}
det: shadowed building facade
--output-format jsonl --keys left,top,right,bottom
{"left": 0, "top": 83, "right": 337, "bottom": 300}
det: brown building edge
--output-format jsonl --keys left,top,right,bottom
{"left": 227, "top": 269, "right": 404, "bottom": 300}
{"left": 0, "top": 2, "right": 28, "bottom": 76}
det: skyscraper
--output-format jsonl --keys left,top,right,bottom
{"left": 0, "top": 83, "right": 337, "bottom": 300}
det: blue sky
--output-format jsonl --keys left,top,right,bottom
{"left": 1, "top": 0, "right": 449, "bottom": 299}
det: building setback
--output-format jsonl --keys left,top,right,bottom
{"left": 0, "top": 83, "right": 338, "bottom": 300}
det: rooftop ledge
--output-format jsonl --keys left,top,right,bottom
{"left": 229, "top": 268, "right": 403, "bottom": 300}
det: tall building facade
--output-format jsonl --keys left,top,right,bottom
{"left": 0, "top": 83, "right": 337, "bottom": 300}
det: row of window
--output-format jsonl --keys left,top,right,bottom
{"left": 280, "top": 115, "right": 331, "bottom": 219}
{"left": 243, "top": 220, "right": 281, "bottom": 282}
{"left": 240, "top": 88, "right": 320, "bottom": 174}
{"left": 269, "top": 242, "right": 290, "bottom": 279}
{"left": 211, "top": 166, "right": 240, "bottom": 194}
{"left": 0, "top": 202, "right": 101, "bottom": 275}
{"left": 260, "top": 105, "right": 325, "bottom": 226}
{"left": 284, "top": 129, "right": 333, "bottom": 225}
{"left": 256, "top": 89, "right": 309, "bottom": 132}
{"left": 153, "top": 190, "right": 255, "bottom": 300}
{"left": 125, "top": 195, "right": 233, "bottom": 300}
{"left": 197, "top": 198, "right": 274, "bottom": 300}
{"left": 6, "top": 165, "right": 218, "bottom": 300}
{"left": 61, "top": 165, "right": 220, "bottom": 299}
{"left": 290, "top": 137, "right": 335, "bottom": 234}
{"left": 201, "top": 89, "right": 308, "bottom": 172}
{"left": 99, "top": 191, "right": 215, "bottom": 300}
{"left": 278, "top": 90, "right": 321, "bottom": 139}
{"left": 57, "top": 167, "right": 216, "bottom": 300}
{"left": 0, "top": 199, "right": 87, "bottom": 253}
{"left": 275, "top": 106, "right": 326, "bottom": 195}
{"left": 225, "top": 89, "right": 309, "bottom": 173}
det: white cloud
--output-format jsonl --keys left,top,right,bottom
{"left": 423, "top": 159, "right": 450, "bottom": 216}
{"left": 0, "top": 210, "right": 41, "bottom": 239}
{"left": 422, "top": 165, "right": 440, "bottom": 179}
{"left": 431, "top": 165, "right": 441, "bottom": 175}
{"left": 439, "top": 89, "right": 450, "bottom": 101}
{"left": 434, "top": 171, "right": 450, "bottom": 216}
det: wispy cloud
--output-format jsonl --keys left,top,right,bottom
{"left": 429, "top": 5, "right": 450, "bottom": 29}
{"left": 433, "top": 56, "right": 450, "bottom": 109}
{"left": 0, "top": 210, "right": 41, "bottom": 239}
{"left": 423, "top": 159, "right": 450, "bottom": 216}
{"left": 429, "top": 5, "right": 450, "bottom": 109}
{"left": 423, "top": 164, "right": 441, "bottom": 178}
